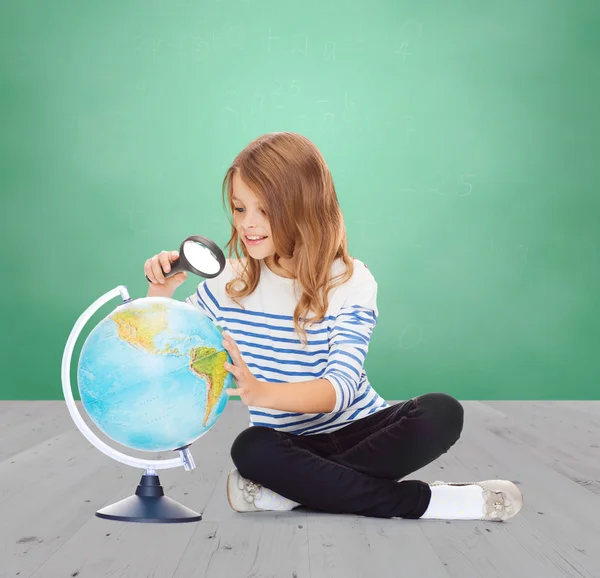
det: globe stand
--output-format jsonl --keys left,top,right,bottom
{"left": 96, "top": 469, "right": 201, "bottom": 523}
{"left": 96, "top": 444, "right": 201, "bottom": 523}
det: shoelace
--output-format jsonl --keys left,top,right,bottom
{"left": 243, "top": 480, "right": 262, "bottom": 502}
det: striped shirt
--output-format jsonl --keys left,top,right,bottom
{"left": 185, "top": 257, "right": 389, "bottom": 435}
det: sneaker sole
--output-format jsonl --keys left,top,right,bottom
{"left": 226, "top": 469, "right": 241, "bottom": 512}
{"left": 226, "top": 470, "right": 234, "bottom": 510}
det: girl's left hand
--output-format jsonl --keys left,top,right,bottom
{"left": 222, "top": 332, "right": 263, "bottom": 405}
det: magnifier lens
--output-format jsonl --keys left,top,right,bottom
{"left": 183, "top": 240, "right": 221, "bottom": 275}
{"left": 146, "top": 234, "right": 225, "bottom": 284}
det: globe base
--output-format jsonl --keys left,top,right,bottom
{"left": 96, "top": 473, "right": 201, "bottom": 523}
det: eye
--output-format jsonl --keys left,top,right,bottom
{"left": 233, "top": 207, "right": 267, "bottom": 215}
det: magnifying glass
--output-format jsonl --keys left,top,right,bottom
{"left": 145, "top": 235, "right": 226, "bottom": 282}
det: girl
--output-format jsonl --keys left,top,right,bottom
{"left": 145, "top": 132, "right": 523, "bottom": 522}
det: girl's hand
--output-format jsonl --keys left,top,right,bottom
{"left": 145, "top": 250, "right": 187, "bottom": 296}
{"left": 222, "top": 332, "right": 263, "bottom": 406}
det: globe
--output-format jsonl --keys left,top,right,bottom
{"left": 77, "top": 296, "right": 232, "bottom": 453}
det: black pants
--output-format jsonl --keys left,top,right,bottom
{"left": 230, "top": 391, "right": 464, "bottom": 519}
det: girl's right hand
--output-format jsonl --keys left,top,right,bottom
{"left": 145, "top": 250, "right": 187, "bottom": 291}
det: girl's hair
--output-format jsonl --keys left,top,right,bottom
{"left": 221, "top": 132, "right": 354, "bottom": 347}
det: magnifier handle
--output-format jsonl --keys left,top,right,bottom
{"left": 145, "top": 259, "right": 185, "bottom": 283}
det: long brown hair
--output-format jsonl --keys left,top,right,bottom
{"left": 221, "top": 132, "right": 354, "bottom": 347}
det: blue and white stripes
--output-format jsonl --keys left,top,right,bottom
{"left": 322, "top": 302, "right": 377, "bottom": 413}
{"left": 184, "top": 260, "right": 389, "bottom": 435}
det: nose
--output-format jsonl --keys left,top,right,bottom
{"left": 239, "top": 209, "right": 262, "bottom": 228}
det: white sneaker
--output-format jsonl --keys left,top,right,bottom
{"left": 227, "top": 469, "right": 266, "bottom": 512}
{"left": 430, "top": 479, "right": 523, "bottom": 521}
{"left": 226, "top": 469, "right": 300, "bottom": 513}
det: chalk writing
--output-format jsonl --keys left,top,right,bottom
{"left": 399, "top": 18, "right": 423, "bottom": 41}
{"left": 324, "top": 41, "right": 336, "bottom": 62}
{"left": 394, "top": 39, "right": 411, "bottom": 61}
{"left": 457, "top": 174, "right": 475, "bottom": 196}
{"left": 267, "top": 28, "right": 279, "bottom": 53}
{"left": 292, "top": 33, "right": 309, "bottom": 57}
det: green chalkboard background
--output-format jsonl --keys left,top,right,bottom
{"left": 1, "top": 1, "right": 599, "bottom": 401}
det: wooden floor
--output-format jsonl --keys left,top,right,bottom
{"left": 1, "top": 399, "right": 599, "bottom": 578}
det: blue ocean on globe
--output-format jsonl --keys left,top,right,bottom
{"left": 77, "top": 296, "right": 232, "bottom": 452}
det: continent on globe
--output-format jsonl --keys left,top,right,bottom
{"left": 112, "top": 304, "right": 172, "bottom": 355}
{"left": 189, "top": 347, "right": 228, "bottom": 426}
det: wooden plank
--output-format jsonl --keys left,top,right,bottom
{"left": 301, "top": 450, "right": 452, "bottom": 578}
{"left": 411, "top": 445, "right": 570, "bottom": 578}
{"left": 481, "top": 401, "right": 600, "bottom": 495}
{"left": 173, "top": 520, "right": 310, "bottom": 578}
{"left": 0, "top": 424, "right": 104, "bottom": 508}
{"left": 0, "top": 401, "right": 73, "bottom": 462}
{"left": 448, "top": 426, "right": 598, "bottom": 577}
{"left": 0, "top": 402, "right": 155, "bottom": 509}
{"left": 30, "top": 518, "right": 196, "bottom": 578}
{"left": 3, "top": 402, "right": 246, "bottom": 577}
{"left": 485, "top": 400, "right": 600, "bottom": 437}
{"left": 0, "top": 400, "right": 33, "bottom": 419}
{"left": 306, "top": 514, "right": 450, "bottom": 578}
{"left": 5, "top": 400, "right": 600, "bottom": 577}
{"left": 0, "top": 401, "right": 60, "bottom": 427}
{"left": 454, "top": 401, "right": 600, "bottom": 577}
{"left": 34, "top": 401, "right": 307, "bottom": 578}
{"left": 0, "top": 427, "right": 132, "bottom": 577}
{"left": 383, "top": 400, "right": 598, "bottom": 577}
{"left": 559, "top": 400, "right": 600, "bottom": 421}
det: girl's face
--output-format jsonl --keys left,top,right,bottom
{"left": 232, "top": 172, "right": 276, "bottom": 260}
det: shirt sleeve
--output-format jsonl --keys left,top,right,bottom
{"left": 322, "top": 263, "right": 379, "bottom": 413}
{"left": 185, "top": 279, "right": 221, "bottom": 326}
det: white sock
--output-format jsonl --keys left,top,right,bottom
{"left": 420, "top": 484, "right": 486, "bottom": 520}
{"left": 254, "top": 486, "right": 301, "bottom": 511}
